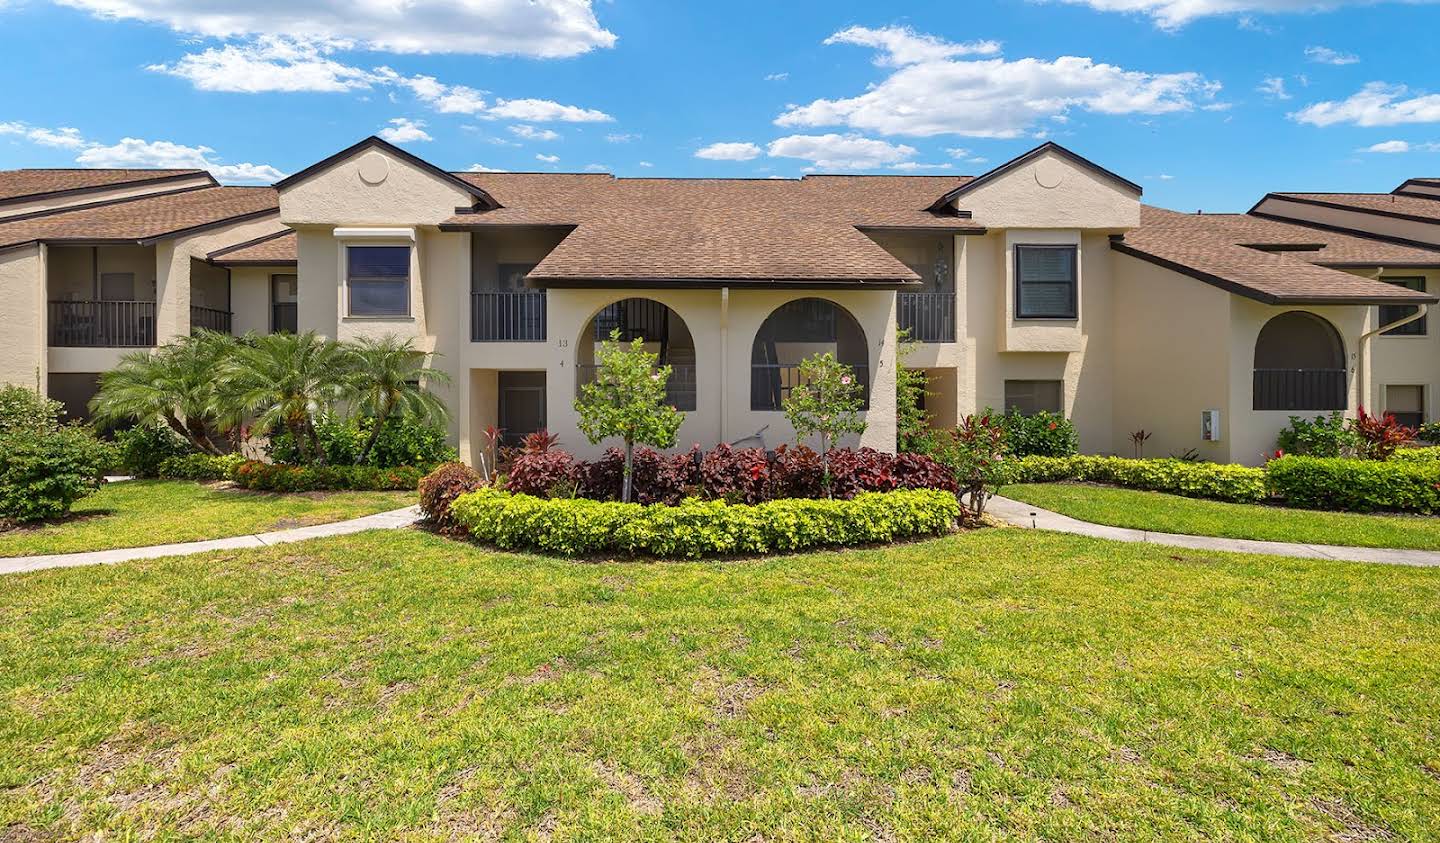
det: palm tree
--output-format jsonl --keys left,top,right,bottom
{"left": 343, "top": 335, "right": 452, "bottom": 465}
{"left": 219, "top": 331, "right": 349, "bottom": 464}
{"left": 90, "top": 330, "right": 235, "bottom": 454}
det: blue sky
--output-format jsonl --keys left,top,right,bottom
{"left": 0, "top": 0, "right": 1437, "bottom": 211}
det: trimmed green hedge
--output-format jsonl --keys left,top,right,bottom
{"left": 232, "top": 460, "right": 424, "bottom": 492}
{"left": 1001, "top": 455, "right": 1268, "bottom": 503}
{"left": 1390, "top": 447, "right": 1440, "bottom": 464}
{"left": 449, "top": 487, "right": 960, "bottom": 559}
{"left": 1267, "top": 455, "right": 1440, "bottom": 514}
{"left": 157, "top": 453, "right": 246, "bottom": 481}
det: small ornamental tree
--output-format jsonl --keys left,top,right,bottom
{"left": 895, "top": 331, "right": 934, "bottom": 454}
{"left": 574, "top": 330, "right": 684, "bottom": 503}
{"left": 942, "top": 411, "right": 1007, "bottom": 524}
{"left": 782, "top": 352, "right": 867, "bottom": 494}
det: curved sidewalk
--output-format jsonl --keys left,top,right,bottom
{"left": 0, "top": 506, "right": 422, "bottom": 576}
{"left": 987, "top": 495, "right": 1440, "bottom": 567}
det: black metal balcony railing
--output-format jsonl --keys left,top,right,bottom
{"left": 898, "top": 292, "right": 956, "bottom": 343}
{"left": 593, "top": 297, "right": 669, "bottom": 342}
{"left": 576, "top": 363, "right": 697, "bottom": 411}
{"left": 48, "top": 300, "right": 156, "bottom": 347}
{"left": 272, "top": 303, "right": 298, "bottom": 334}
{"left": 1253, "top": 368, "right": 1347, "bottom": 411}
{"left": 472, "top": 291, "right": 547, "bottom": 342}
{"left": 751, "top": 363, "right": 870, "bottom": 412}
{"left": 190, "top": 305, "right": 233, "bottom": 335}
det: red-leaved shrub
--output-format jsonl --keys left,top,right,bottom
{"left": 505, "top": 450, "right": 575, "bottom": 497}
{"left": 769, "top": 444, "right": 825, "bottom": 499}
{"left": 419, "top": 461, "right": 484, "bottom": 535}
{"left": 701, "top": 443, "right": 770, "bottom": 503}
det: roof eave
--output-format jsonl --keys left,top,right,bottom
{"left": 527, "top": 276, "right": 923, "bottom": 290}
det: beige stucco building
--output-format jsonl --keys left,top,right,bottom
{"left": 1, "top": 139, "right": 1436, "bottom": 466}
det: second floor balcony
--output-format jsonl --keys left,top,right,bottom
{"left": 48, "top": 300, "right": 155, "bottom": 347}
{"left": 898, "top": 292, "right": 956, "bottom": 343}
{"left": 472, "top": 290, "right": 547, "bottom": 342}
{"left": 190, "top": 305, "right": 233, "bottom": 335}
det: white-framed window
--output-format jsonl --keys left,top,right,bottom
{"left": 1014, "top": 245, "right": 1078, "bottom": 320}
{"left": 1379, "top": 277, "right": 1427, "bottom": 336}
{"left": 345, "top": 245, "right": 411, "bottom": 317}
{"left": 1004, "top": 379, "right": 1063, "bottom": 415}
{"left": 1385, "top": 384, "right": 1425, "bottom": 429}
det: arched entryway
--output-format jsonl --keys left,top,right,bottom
{"left": 750, "top": 298, "right": 869, "bottom": 411}
{"left": 1253, "top": 311, "right": 1346, "bottom": 410}
{"left": 576, "top": 297, "right": 697, "bottom": 410}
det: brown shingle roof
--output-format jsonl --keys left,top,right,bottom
{"left": 0, "top": 186, "right": 278, "bottom": 252}
{"left": 1115, "top": 206, "right": 1440, "bottom": 304}
{"left": 1265, "top": 192, "right": 1440, "bottom": 223}
{"left": 208, "top": 229, "right": 296, "bottom": 265}
{"left": 443, "top": 173, "right": 980, "bottom": 284}
{"left": 0, "top": 168, "right": 211, "bottom": 203}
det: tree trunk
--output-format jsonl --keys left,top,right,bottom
{"left": 820, "top": 431, "right": 831, "bottom": 498}
{"left": 357, "top": 401, "right": 391, "bottom": 465}
{"left": 305, "top": 415, "right": 324, "bottom": 466}
{"left": 163, "top": 415, "right": 204, "bottom": 453}
{"left": 622, "top": 438, "right": 634, "bottom": 503}
{"left": 185, "top": 418, "right": 223, "bottom": 455}
{"left": 286, "top": 414, "right": 311, "bottom": 464}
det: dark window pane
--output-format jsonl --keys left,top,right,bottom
{"left": 1380, "top": 277, "right": 1426, "bottom": 336}
{"left": 1004, "top": 379, "right": 1063, "bottom": 414}
{"left": 1016, "top": 246, "right": 1077, "bottom": 319}
{"left": 348, "top": 246, "right": 410, "bottom": 279}
{"left": 350, "top": 279, "right": 409, "bottom": 316}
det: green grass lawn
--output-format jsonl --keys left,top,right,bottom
{"left": 0, "top": 480, "right": 415, "bottom": 557}
{"left": 2, "top": 528, "right": 1438, "bottom": 840}
{"left": 1003, "top": 482, "right": 1440, "bottom": 551}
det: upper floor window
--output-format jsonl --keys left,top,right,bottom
{"left": 347, "top": 245, "right": 410, "bottom": 317}
{"left": 1015, "top": 245, "right": 1077, "bottom": 320}
{"left": 1380, "top": 277, "right": 1427, "bottom": 336}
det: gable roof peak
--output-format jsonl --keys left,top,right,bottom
{"left": 276, "top": 136, "right": 499, "bottom": 209}
{"left": 926, "top": 141, "right": 1141, "bottom": 211}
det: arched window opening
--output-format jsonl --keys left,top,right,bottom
{"left": 751, "top": 298, "right": 869, "bottom": 411}
{"left": 577, "top": 298, "right": 696, "bottom": 411}
{"left": 1253, "top": 311, "right": 1346, "bottom": 411}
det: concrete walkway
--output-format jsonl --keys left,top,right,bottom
{"left": 0, "top": 506, "right": 422, "bottom": 576}
{"left": 987, "top": 495, "right": 1440, "bottom": 567}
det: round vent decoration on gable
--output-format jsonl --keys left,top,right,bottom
{"left": 1033, "top": 158, "right": 1065, "bottom": 189}
{"left": 357, "top": 152, "right": 390, "bottom": 185}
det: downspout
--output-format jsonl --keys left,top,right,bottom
{"left": 719, "top": 287, "right": 729, "bottom": 444}
{"left": 1357, "top": 302, "right": 1429, "bottom": 414}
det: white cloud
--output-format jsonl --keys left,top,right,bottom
{"left": 1305, "top": 45, "right": 1359, "bottom": 65}
{"left": 824, "top": 26, "right": 1000, "bottom": 66}
{"left": 487, "top": 98, "right": 612, "bottom": 122}
{"left": 0, "top": 122, "right": 88, "bottom": 149}
{"left": 1048, "top": 0, "right": 1437, "bottom": 31}
{"left": 509, "top": 124, "right": 560, "bottom": 141}
{"left": 583, "top": 163, "right": 608, "bottom": 172}
{"left": 606, "top": 132, "right": 638, "bottom": 143}
{"left": 764, "top": 72, "right": 789, "bottom": 81}
{"left": 377, "top": 117, "right": 432, "bottom": 143}
{"left": 1258, "top": 76, "right": 1291, "bottom": 100}
{"left": 75, "top": 137, "right": 284, "bottom": 183}
{"left": 778, "top": 35, "right": 1218, "bottom": 139}
{"left": 638, "top": 161, "right": 654, "bottom": 167}
{"left": 398, "top": 75, "right": 488, "bottom": 115}
{"left": 766, "top": 133, "right": 917, "bottom": 169}
{"left": 52, "top": 0, "right": 616, "bottom": 57}
{"left": 535, "top": 153, "right": 560, "bottom": 163}
{"left": 1359, "top": 139, "right": 1440, "bottom": 153}
{"left": 1291, "top": 82, "right": 1440, "bottom": 126}
{"left": 147, "top": 36, "right": 380, "bottom": 92}
{"left": 467, "top": 163, "right": 509, "bottom": 172}
{"left": 695, "top": 141, "right": 762, "bottom": 161}
{"left": 1157, "top": 173, "right": 1175, "bottom": 179}
{"left": 889, "top": 161, "right": 954, "bottom": 170}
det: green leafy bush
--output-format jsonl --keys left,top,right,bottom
{"left": 1275, "top": 412, "right": 1358, "bottom": 458}
{"left": 1390, "top": 447, "right": 1440, "bottom": 463}
{"left": 269, "top": 416, "right": 454, "bottom": 469}
{"left": 1002, "top": 455, "right": 1268, "bottom": 503}
{"left": 449, "top": 487, "right": 960, "bottom": 559}
{"left": 1416, "top": 421, "right": 1440, "bottom": 445}
{"left": 232, "top": 461, "right": 423, "bottom": 492}
{"left": 114, "top": 423, "right": 193, "bottom": 478}
{"left": 1267, "top": 455, "right": 1440, "bottom": 513}
{"left": 158, "top": 453, "right": 245, "bottom": 481}
{"left": 0, "top": 385, "right": 64, "bottom": 435}
{"left": 0, "top": 427, "right": 110, "bottom": 522}
{"left": 1000, "top": 410, "right": 1079, "bottom": 458}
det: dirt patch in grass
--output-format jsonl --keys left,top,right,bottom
{"left": 593, "top": 759, "right": 663, "bottom": 816}
{"left": 1310, "top": 797, "right": 1394, "bottom": 841}
{"left": 1248, "top": 747, "right": 1312, "bottom": 774}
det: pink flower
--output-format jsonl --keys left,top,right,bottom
{"left": 650, "top": 373, "right": 661, "bottom": 381}
{"left": 840, "top": 376, "right": 852, "bottom": 385}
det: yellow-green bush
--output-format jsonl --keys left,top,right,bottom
{"left": 449, "top": 487, "right": 960, "bottom": 558}
{"left": 1001, "top": 455, "right": 1268, "bottom": 503}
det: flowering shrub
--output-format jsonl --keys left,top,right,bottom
{"left": 1350, "top": 406, "right": 1416, "bottom": 461}
{"left": 999, "top": 410, "right": 1079, "bottom": 458}
{"left": 231, "top": 461, "right": 423, "bottom": 492}
{"left": 449, "top": 487, "right": 960, "bottom": 558}
{"left": 419, "top": 461, "right": 484, "bottom": 535}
